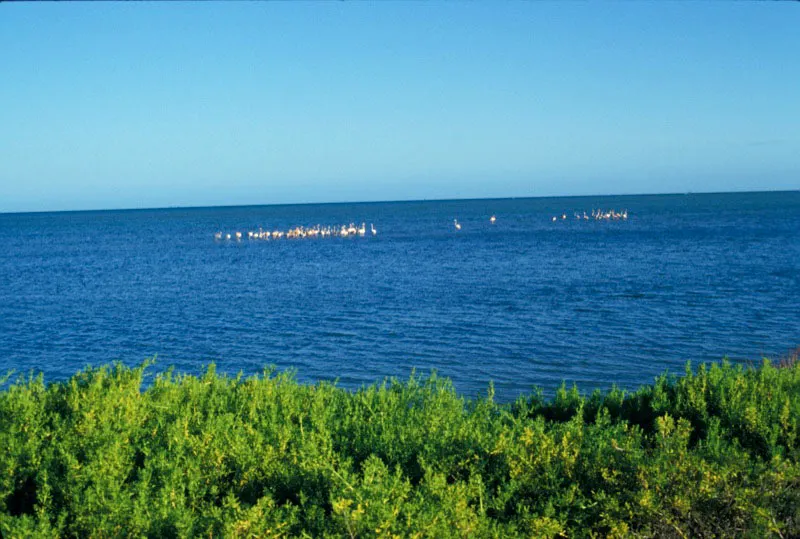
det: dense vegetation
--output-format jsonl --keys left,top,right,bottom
{"left": 1, "top": 359, "right": 799, "bottom": 538}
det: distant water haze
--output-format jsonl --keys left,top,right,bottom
{"left": 1, "top": 191, "right": 798, "bottom": 401}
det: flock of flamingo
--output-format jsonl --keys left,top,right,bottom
{"left": 214, "top": 222, "right": 376, "bottom": 241}
{"left": 213, "top": 211, "right": 630, "bottom": 241}
{"left": 551, "top": 209, "right": 629, "bottom": 222}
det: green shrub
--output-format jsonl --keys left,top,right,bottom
{"left": 1, "top": 359, "right": 798, "bottom": 537}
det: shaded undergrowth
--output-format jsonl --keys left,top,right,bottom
{"left": 1, "top": 359, "right": 799, "bottom": 537}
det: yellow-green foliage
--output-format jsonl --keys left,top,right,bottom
{"left": 1, "top": 360, "right": 798, "bottom": 537}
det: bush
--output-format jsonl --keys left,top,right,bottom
{"left": 1, "top": 359, "right": 798, "bottom": 537}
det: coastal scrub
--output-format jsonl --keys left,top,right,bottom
{"left": 1, "top": 360, "right": 798, "bottom": 537}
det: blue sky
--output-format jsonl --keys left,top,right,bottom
{"left": 1, "top": 3, "right": 798, "bottom": 212}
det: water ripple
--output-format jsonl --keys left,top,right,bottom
{"left": 1, "top": 192, "right": 798, "bottom": 400}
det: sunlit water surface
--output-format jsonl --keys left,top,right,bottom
{"left": 1, "top": 191, "right": 798, "bottom": 401}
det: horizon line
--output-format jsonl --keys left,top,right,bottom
{"left": 1, "top": 187, "right": 798, "bottom": 216}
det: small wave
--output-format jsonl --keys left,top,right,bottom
{"left": 620, "top": 292, "right": 648, "bottom": 299}
{"left": 317, "top": 330, "right": 359, "bottom": 339}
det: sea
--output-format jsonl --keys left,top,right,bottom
{"left": 1, "top": 191, "right": 798, "bottom": 401}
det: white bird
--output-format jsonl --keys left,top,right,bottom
{"left": 490, "top": 215, "right": 496, "bottom": 224}
{"left": 552, "top": 216, "right": 557, "bottom": 222}
{"left": 454, "top": 219, "right": 461, "bottom": 230}
{"left": 235, "top": 232, "right": 242, "bottom": 240}
{"left": 371, "top": 223, "right": 377, "bottom": 236}
{"left": 214, "top": 231, "right": 222, "bottom": 240}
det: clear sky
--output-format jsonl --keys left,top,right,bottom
{"left": 1, "top": 3, "right": 798, "bottom": 212}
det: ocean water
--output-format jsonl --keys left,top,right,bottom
{"left": 1, "top": 191, "right": 798, "bottom": 401}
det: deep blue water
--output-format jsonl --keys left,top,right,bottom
{"left": 1, "top": 191, "right": 798, "bottom": 401}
